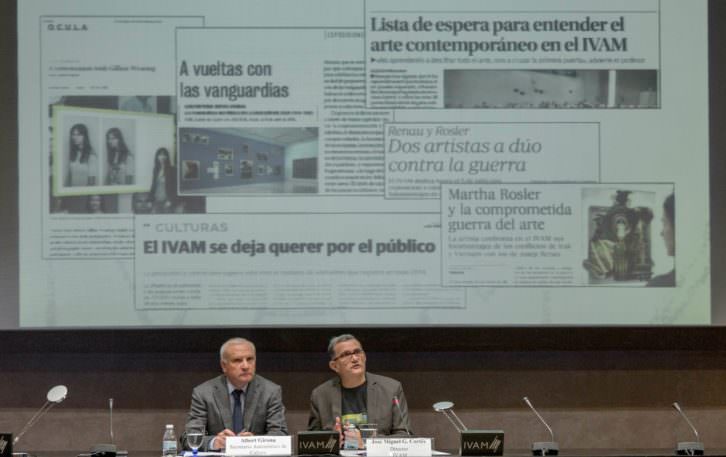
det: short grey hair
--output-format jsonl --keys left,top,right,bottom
{"left": 220, "top": 337, "right": 256, "bottom": 362}
{"left": 327, "top": 334, "right": 360, "bottom": 359}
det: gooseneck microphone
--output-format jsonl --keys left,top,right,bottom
{"left": 13, "top": 385, "right": 68, "bottom": 446}
{"left": 522, "top": 397, "right": 559, "bottom": 456}
{"left": 89, "top": 398, "right": 119, "bottom": 457}
{"left": 393, "top": 396, "right": 412, "bottom": 436}
{"left": 672, "top": 402, "right": 704, "bottom": 456}
{"left": 109, "top": 398, "right": 114, "bottom": 445}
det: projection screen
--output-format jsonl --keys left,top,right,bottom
{"left": 14, "top": 0, "right": 711, "bottom": 328}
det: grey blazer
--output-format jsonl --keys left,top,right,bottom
{"left": 185, "top": 374, "right": 288, "bottom": 449}
{"left": 308, "top": 372, "right": 411, "bottom": 435}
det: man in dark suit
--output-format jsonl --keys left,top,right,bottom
{"left": 185, "top": 338, "right": 288, "bottom": 450}
{"left": 308, "top": 334, "right": 411, "bottom": 446}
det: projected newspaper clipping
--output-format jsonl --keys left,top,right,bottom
{"left": 17, "top": 0, "right": 709, "bottom": 327}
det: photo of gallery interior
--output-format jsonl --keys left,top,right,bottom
{"left": 444, "top": 69, "right": 658, "bottom": 109}
{"left": 179, "top": 127, "right": 319, "bottom": 194}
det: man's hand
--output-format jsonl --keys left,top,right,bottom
{"left": 342, "top": 420, "right": 363, "bottom": 449}
{"left": 212, "top": 429, "right": 236, "bottom": 450}
{"left": 334, "top": 416, "right": 343, "bottom": 445}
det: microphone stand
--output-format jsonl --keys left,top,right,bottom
{"left": 432, "top": 401, "right": 468, "bottom": 433}
{"left": 672, "top": 402, "right": 704, "bottom": 456}
{"left": 13, "top": 401, "right": 58, "bottom": 446}
{"left": 393, "top": 396, "right": 412, "bottom": 436}
{"left": 523, "top": 397, "right": 559, "bottom": 456}
{"left": 12, "top": 385, "right": 68, "bottom": 457}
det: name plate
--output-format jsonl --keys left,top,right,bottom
{"left": 365, "top": 437, "right": 432, "bottom": 457}
{"left": 226, "top": 436, "right": 292, "bottom": 456}
{"left": 297, "top": 431, "right": 339, "bottom": 455}
{"left": 460, "top": 430, "right": 504, "bottom": 456}
{"left": 0, "top": 433, "right": 12, "bottom": 457}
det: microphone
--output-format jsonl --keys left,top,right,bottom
{"left": 672, "top": 402, "right": 704, "bottom": 456}
{"left": 88, "top": 398, "right": 120, "bottom": 457}
{"left": 109, "top": 398, "right": 114, "bottom": 445}
{"left": 522, "top": 397, "right": 558, "bottom": 456}
{"left": 432, "top": 401, "right": 468, "bottom": 433}
{"left": 392, "top": 396, "right": 412, "bottom": 436}
{"left": 13, "top": 385, "right": 68, "bottom": 446}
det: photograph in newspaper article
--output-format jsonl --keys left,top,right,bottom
{"left": 178, "top": 127, "right": 319, "bottom": 195}
{"left": 49, "top": 98, "right": 206, "bottom": 215}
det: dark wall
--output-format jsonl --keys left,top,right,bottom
{"left": 3, "top": 341, "right": 726, "bottom": 452}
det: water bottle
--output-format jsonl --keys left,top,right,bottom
{"left": 162, "top": 424, "right": 178, "bottom": 457}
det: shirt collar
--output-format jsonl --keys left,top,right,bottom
{"left": 226, "top": 379, "right": 248, "bottom": 395}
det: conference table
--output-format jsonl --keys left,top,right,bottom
{"left": 15, "top": 451, "right": 726, "bottom": 457}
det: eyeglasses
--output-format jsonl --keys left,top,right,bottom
{"left": 332, "top": 348, "right": 364, "bottom": 361}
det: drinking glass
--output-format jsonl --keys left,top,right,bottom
{"left": 186, "top": 429, "right": 204, "bottom": 457}
{"left": 359, "top": 423, "right": 378, "bottom": 449}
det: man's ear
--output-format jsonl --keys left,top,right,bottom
{"left": 329, "top": 359, "right": 339, "bottom": 373}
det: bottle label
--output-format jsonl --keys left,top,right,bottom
{"left": 163, "top": 440, "right": 177, "bottom": 454}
